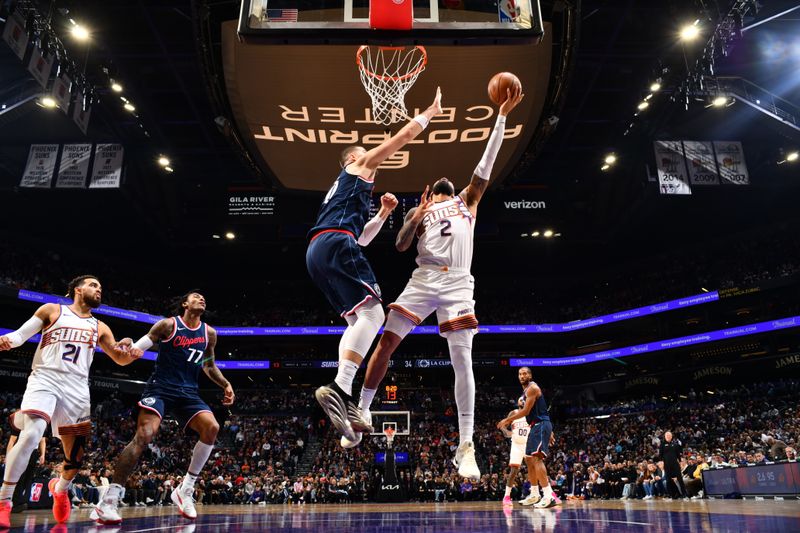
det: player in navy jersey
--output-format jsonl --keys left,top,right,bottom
{"left": 93, "top": 291, "right": 235, "bottom": 524}
{"left": 497, "top": 367, "right": 558, "bottom": 508}
{"left": 308, "top": 87, "right": 442, "bottom": 444}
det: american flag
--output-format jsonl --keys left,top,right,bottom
{"left": 267, "top": 8, "right": 298, "bottom": 22}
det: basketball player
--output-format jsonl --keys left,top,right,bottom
{"left": 500, "top": 389, "right": 530, "bottom": 505}
{"left": 350, "top": 86, "right": 525, "bottom": 480}
{"left": 497, "top": 366, "right": 557, "bottom": 508}
{"left": 309, "top": 87, "right": 443, "bottom": 443}
{"left": 0, "top": 275, "right": 142, "bottom": 527}
{"left": 93, "top": 291, "right": 235, "bottom": 524}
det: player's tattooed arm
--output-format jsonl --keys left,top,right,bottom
{"left": 202, "top": 327, "right": 235, "bottom": 405}
{"left": 148, "top": 318, "right": 176, "bottom": 343}
{"left": 396, "top": 186, "right": 434, "bottom": 252}
{"left": 97, "top": 321, "right": 142, "bottom": 365}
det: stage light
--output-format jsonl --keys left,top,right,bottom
{"left": 650, "top": 82, "right": 662, "bottom": 92}
{"left": 123, "top": 102, "right": 136, "bottom": 112}
{"left": 604, "top": 154, "right": 617, "bottom": 165}
{"left": 520, "top": 233, "right": 528, "bottom": 237}
{"left": 532, "top": 231, "right": 540, "bottom": 237}
{"left": 164, "top": 166, "right": 174, "bottom": 173}
{"left": 225, "top": 232, "right": 236, "bottom": 240}
{"left": 158, "top": 156, "right": 170, "bottom": 167}
{"left": 543, "top": 230, "right": 554, "bottom": 238}
{"left": 680, "top": 22, "right": 700, "bottom": 41}
{"left": 71, "top": 24, "right": 90, "bottom": 41}
{"left": 787, "top": 151, "right": 799, "bottom": 162}
{"left": 39, "top": 96, "right": 57, "bottom": 108}
{"left": 644, "top": 93, "right": 653, "bottom": 101}
{"left": 637, "top": 101, "right": 649, "bottom": 110}
{"left": 712, "top": 96, "right": 728, "bottom": 107}
{"left": 212, "top": 234, "right": 221, "bottom": 239}
{"left": 111, "top": 81, "right": 123, "bottom": 93}
{"left": 601, "top": 164, "right": 610, "bottom": 171}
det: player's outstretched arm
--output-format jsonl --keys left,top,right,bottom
{"left": 396, "top": 186, "right": 435, "bottom": 252}
{"left": 202, "top": 327, "right": 235, "bottom": 406}
{"left": 358, "top": 193, "right": 398, "bottom": 246}
{"left": 97, "top": 321, "right": 143, "bottom": 365}
{"left": 355, "top": 88, "right": 442, "bottom": 174}
{"left": 0, "top": 303, "right": 58, "bottom": 351}
{"left": 460, "top": 86, "right": 524, "bottom": 213}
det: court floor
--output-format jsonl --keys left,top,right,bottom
{"left": 5, "top": 499, "right": 800, "bottom": 532}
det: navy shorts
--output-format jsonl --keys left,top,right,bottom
{"left": 138, "top": 386, "right": 212, "bottom": 431}
{"left": 526, "top": 420, "right": 553, "bottom": 458}
{"left": 306, "top": 230, "right": 382, "bottom": 317}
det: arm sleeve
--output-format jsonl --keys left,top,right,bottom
{"left": 473, "top": 115, "right": 507, "bottom": 180}
{"left": 357, "top": 213, "right": 388, "bottom": 246}
{"left": 5, "top": 316, "right": 44, "bottom": 348}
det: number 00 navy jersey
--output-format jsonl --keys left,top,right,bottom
{"left": 148, "top": 316, "right": 208, "bottom": 390}
{"left": 308, "top": 167, "right": 374, "bottom": 239}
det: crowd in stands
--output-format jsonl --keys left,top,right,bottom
{"left": 3, "top": 379, "right": 795, "bottom": 508}
{"left": 2, "top": 224, "right": 799, "bottom": 328}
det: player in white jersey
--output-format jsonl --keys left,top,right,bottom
{"left": 0, "top": 275, "right": 142, "bottom": 527}
{"left": 347, "top": 85, "right": 525, "bottom": 480}
{"left": 500, "top": 401, "right": 531, "bottom": 506}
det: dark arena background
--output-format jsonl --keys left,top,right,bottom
{"left": 1, "top": 0, "right": 799, "bottom": 531}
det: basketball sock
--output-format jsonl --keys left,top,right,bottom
{"left": 542, "top": 484, "right": 553, "bottom": 499}
{"left": 334, "top": 359, "right": 360, "bottom": 397}
{"left": 55, "top": 476, "right": 71, "bottom": 493}
{"left": 447, "top": 337, "right": 475, "bottom": 444}
{"left": 504, "top": 486, "right": 512, "bottom": 497}
{"left": 358, "top": 387, "right": 377, "bottom": 411}
{"left": 2, "top": 415, "right": 47, "bottom": 496}
{"left": 184, "top": 441, "right": 214, "bottom": 488}
{"left": 0, "top": 483, "right": 15, "bottom": 502}
{"left": 106, "top": 483, "right": 123, "bottom": 500}
{"left": 531, "top": 485, "right": 540, "bottom": 498}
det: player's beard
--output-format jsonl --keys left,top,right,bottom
{"left": 84, "top": 294, "right": 101, "bottom": 308}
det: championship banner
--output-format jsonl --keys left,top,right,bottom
{"left": 20, "top": 144, "right": 58, "bottom": 188}
{"left": 89, "top": 144, "right": 124, "bottom": 188}
{"left": 683, "top": 141, "right": 719, "bottom": 185}
{"left": 72, "top": 92, "right": 92, "bottom": 134}
{"left": 56, "top": 143, "right": 93, "bottom": 188}
{"left": 52, "top": 72, "right": 73, "bottom": 114}
{"left": 714, "top": 141, "right": 749, "bottom": 185}
{"left": 1, "top": 13, "right": 28, "bottom": 61}
{"left": 26, "top": 45, "right": 55, "bottom": 87}
{"left": 654, "top": 141, "right": 691, "bottom": 195}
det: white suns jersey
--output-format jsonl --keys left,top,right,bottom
{"left": 32, "top": 305, "right": 98, "bottom": 380}
{"left": 416, "top": 196, "right": 475, "bottom": 270}
{"left": 510, "top": 416, "right": 531, "bottom": 445}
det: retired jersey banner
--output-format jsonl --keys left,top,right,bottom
{"left": 72, "top": 92, "right": 92, "bottom": 134}
{"left": 56, "top": 143, "right": 93, "bottom": 188}
{"left": 89, "top": 144, "right": 124, "bottom": 188}
{"left": 27, "top": 46, "right": 55, "bottom": 88}
{"left": 683, "top": 141, "right": 719, "bottom": 185}
{"left": 714, "top": 141, "right": 749, "bottom": 185}
{"left": 52, "top": 73, "right": 72, "bottom": 114}
{"left": 654, "top": 141, "right": 691, "bottom": 195}
{"left": 20, "top": 144, "right": 58, "bottom": 188}
{"left": 2, "top": 13, "right": 28, "bottom": 61}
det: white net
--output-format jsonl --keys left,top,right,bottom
{"left": 357, "top": 46, "right": 427, "bottom": 126}
{"left": 384, "top": 426, "right": 396, "bottom": 447}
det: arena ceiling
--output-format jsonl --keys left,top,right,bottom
{"left": 0, "top": 0, "right": 798, "bottom": 255}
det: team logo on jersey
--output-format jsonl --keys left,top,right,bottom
{"left": 141, "top": 397, "right": 156, "bottom": 406}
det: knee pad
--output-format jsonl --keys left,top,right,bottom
{"left": 341, "top": 299, "right": 385, "bottom": 357}
{"left": 384, "top": 310, "right": 415, "bottom": 339}
{"left": 354, "top": 297, "right": 385, "bottom": 326}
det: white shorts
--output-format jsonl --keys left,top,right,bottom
{"left": 18, "top": 370, "right": 91, "bottom": 439}
{"left": 387, "top": 266, "right": 477, "bottom": 337}
{"left": 509, "top": 441, "right": 526, "bottom": 467}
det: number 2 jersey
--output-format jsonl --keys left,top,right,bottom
{"left": 148, "top": 316, "right": 208, "bottom": 390}
{"left": 33, "top": 305, "right": 98, "bottom": 382}
{"left": 416, "top": 195, "right": 475, "bottom": 271}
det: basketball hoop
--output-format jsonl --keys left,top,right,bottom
{"left": 356, "top": 45, "right": 427, "bottom": 126}
{"left": 384, "top": 426, "right": 396, "bottom": 447}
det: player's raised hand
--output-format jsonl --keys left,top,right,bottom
{"left": 413, "top": 186, "right": 435, "bottom": 221}
{"left": 0, "top": 335, "right": 12, "bottom": 351}
{"left": 499, "top": 86, "right": 524, "bottom": 117}
{"left": 222, "top": 384, "right": 236, "bottom": 406}
{"left": 428, "top": 86, "right": 443, "bottom": 115}
{"left": 380, "top": 192, "right": 399, "bottom": 212}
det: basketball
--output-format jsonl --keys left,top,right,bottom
{"left": 488, "top": 72, "right": 521, "bottom": 105}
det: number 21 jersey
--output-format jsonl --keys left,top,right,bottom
{"left": 33, "top": 305, "right": 98, "bottom": 380}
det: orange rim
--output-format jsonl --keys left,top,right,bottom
{"left": 356, "top": 45, "right": 428, "bottom": 82}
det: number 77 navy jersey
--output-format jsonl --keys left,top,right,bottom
{"left": 148, "top": 316, "right": 208, "bottom": 390}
